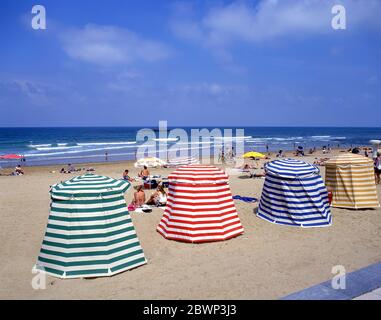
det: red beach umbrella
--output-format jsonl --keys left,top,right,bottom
{"left": 0, "top": 154, "right": 23, "bottom": 160}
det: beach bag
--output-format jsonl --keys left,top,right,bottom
{"left": 128, "top": 203, "right": 137, "bottom": 211}
{"left": 141, "top": 205, "right": 152, "bottom": 213}
{"left": 144, "top": 179, "right": 158, "bottom": 189}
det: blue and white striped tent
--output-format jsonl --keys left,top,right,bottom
{"left": 34, "top": 174, "right": 146, "bottom": 278}
{"left": 257, "top": 158, "right": 331, "bottom": 227}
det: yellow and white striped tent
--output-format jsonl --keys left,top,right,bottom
{"left": 325, "top": 153, "right": 380, "bottom": 209}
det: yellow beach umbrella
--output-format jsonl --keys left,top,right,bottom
{"left": 243, "top": 151, "right": 265, "bottom": 159}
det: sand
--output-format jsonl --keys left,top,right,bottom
{"left": 0, "top": 150, "right": 380, "bottom": 299}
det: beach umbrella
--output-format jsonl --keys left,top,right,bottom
{"left": 325, "top": 153, "right": 379, "bottom": 209}
{"left": 157, "top": 164, "right": 244, "bottom": 242}
{"left": 134, "top": 157, "right": 167, "bottom": 168}
{"left": 243, "top": 151, "right": 265, "bottom": 159}
{"left": 257, "top": 158, "right": 331, "bottom": 227}
{"left": 0, "top": 154, "right": 23, "bottom": 160}
{"left": 167, "top": 156, "right": 200, "bottom": 167}
{"left": 33, "top": 173, "right": 146, "bottom": 279}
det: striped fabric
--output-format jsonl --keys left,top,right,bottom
{"left": 34, "top": 174, "right": 146, "bottom": 279}
{"left": 157, "top": 165, "right": 244, "bottom": 242}
{"left": 325, "top": 153, "right": 380, "bottom": 209}
{"left": 167, "top": 156, "right": 200, "bottom": 167}
{"left": 257, "top": 158, "right": 332, "bottom": 227}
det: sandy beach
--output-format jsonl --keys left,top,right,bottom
{"left": 0, "top": 149, "right": 380, "bottom": 299}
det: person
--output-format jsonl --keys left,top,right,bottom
{"left": 276, "top": 150, "right": 283, "bottom": 158}
{"left": 123, "top": 169, "right": 134, "bottom": 181}
{"left": 352, "top": 147, "right": 360, "bottom": 154}
{"left": 146, "top": 185, "right": 167, "bottom": 206}
{"left": 15, "top": 165, "right": 24, "bottom": 175}
{"left": 296, "top": 146, "right": 304, "bottom": 156}
{"left": 221, "top": 150, "right": 225, "bottom": 164}
{"left": 68, "top": 163, "right": 75, "bottom": 172}
{"left": 365, "top": 150, "right": 369, "bottom": 157}
{"left": 374, "top": 152, "right": 381, "bottom": 185}
{"left": 133, "top": 185, "right": 146, "bottom": 207}
{"left": 138, "top": 166, "right": 150, "bottom": 180}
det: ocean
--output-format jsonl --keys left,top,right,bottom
{"left": 0, "top": 127, "right": 380, "bottom": 167}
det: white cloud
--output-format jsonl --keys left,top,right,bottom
{"left": 60, "top": 24, "right": 172, "bottom": 66}
{"left": 171, "top": 0, "right": 381, "bottom": 47}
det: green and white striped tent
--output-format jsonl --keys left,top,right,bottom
{"left": 34, "top": 173, "right": 146, "bottom": 278}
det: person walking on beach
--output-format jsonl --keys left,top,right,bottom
{"left": 374, "top": 152, "right": 381, "bottom": 185}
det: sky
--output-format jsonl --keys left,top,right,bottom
{"left": 0, "top": 0, "right": 380, "bottom": 127}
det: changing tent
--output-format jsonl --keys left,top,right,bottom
{"left": 325, "top": 153, "right": 380, "bottom": 209}
{"left": 167, "top": 156, "right": 200, "bottom": 167}
{"left": 34, "top": 174, "right": 146, "bottom": 278}
{"left": 257, "top": 158, "right": 331, "bottom": 227}
{"left": 157, "top": 164, "right": 244, "bottom": 242}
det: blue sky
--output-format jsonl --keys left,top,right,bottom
{"left": 1, "top": 0, "right": 380, "bottom": 127}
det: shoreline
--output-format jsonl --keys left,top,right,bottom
{"left": 0, "top": 146, "right": 367, "bottom": 171}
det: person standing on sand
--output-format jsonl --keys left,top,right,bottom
{"left": 374, "top": 152, "right": 381, "bottom": 185}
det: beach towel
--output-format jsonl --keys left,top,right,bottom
{"left": 233, "top": 195, "right": 258, "bottom": 203}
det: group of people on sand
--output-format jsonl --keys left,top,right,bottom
{"left": 0, "top": 165, "right": 25, "bottom": 176}
{"left": 122, "top": 166, "right": 150, "bottom": 182}
{"left": 60, "top": 164, "right": 94, "bottom": 174}
{"left": 131, "top": 184, "right": 167, "bottom": 208}
{"left": 122, "top": 166, "right": 168, "bottom": 210}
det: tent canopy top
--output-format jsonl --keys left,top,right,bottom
{"left": 0, "top": 154, "right": 23, "bottom": 160}
{"left": 50, "top": 173, "right": 131, "bottom": 199}
{"left": 168, "top": 164, "right": 229, "bottom": 184}
{"left": 325, "top": 153, "right": 373, "bottom": 166}
{"left": 265, "top": 158, "right": 319, "bottom": 179}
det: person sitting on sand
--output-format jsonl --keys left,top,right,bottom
{"left": 14, "top": 165, "right": 24, "bottom": 175}
{"left": 138, "top": 166, "right": 150, "bottom": 180}
{"left": 241, "top": 163, "right": 255, "bottom": 170}
{"left": 123, "top": 169, "right": 134, "bottom": 182}
{"left": 146, "top": 185, "right": 167, "bottom": 206}
{"left": 314, "top": 158, "right": 329, "bottom": 166}
{"left": 352, "top": 147, "right": 360, "bottom": 154}
{"left": 133, "top": 185, "right": 146, "bottom": 207}
{"left": 276, "top": 150, "right": 284, "bottom": 158}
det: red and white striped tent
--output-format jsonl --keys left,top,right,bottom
{"left": 157, "top": 164, "right": 244, "bottom": 243}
